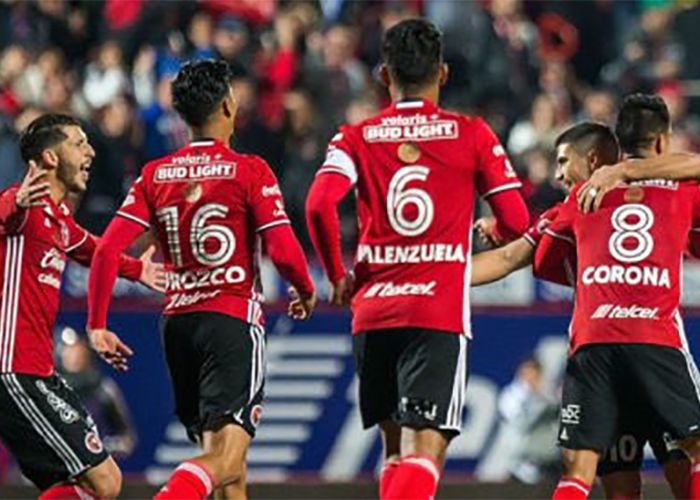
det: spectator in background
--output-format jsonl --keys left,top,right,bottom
{"left": 14, "top": 47, "right": 66, "bottom": 107}
{"left": 187, "top": 11, "right": 217, "bottom": 61}
{"left": 508, "top": 93, "right": 563, "bottom": 155}
{"left": 657, "top": 80, "right": 700, "bottom": 151}
{"left": 518, "top": 147, "right": 565, "bottom": 218}
{"left": 577, "top": 88, "right": 617, "bottom": 125}
{"left": 58, "top": 329, "right": 137, "bottom": 458}
{"left": 82, "top": 40, "right": 129, "bottom": 110}
{"left": 212, "top": 14, "right": 250, "bottom": 75}
{"left": 0, "top": 45, "right": 28, "bottom": 117}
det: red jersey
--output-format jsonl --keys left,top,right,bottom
{"left": 318, "top": 99, "right": 522, "bottom": 335}
{"left": 525, "top": 203, "right": 577, "bottom": 287}
{"left": 0, "top": 187, "right": 141, "bottom": 376}
{"left": 116, "top": 139, "right": 290, "bottom": 325}
{"left": 535, "top": 181, "right": 700, "bottom": 353}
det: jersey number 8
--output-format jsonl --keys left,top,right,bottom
{"left": 608, "top": 204, "right": 655, "bottom": 263}
{"left": 156, "top": 204, "right": 236, "bottom": 267}
{"left": 387, "top": 166, "right": 434, "bottom": 237}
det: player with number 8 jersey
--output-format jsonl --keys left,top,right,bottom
{"left": 306, "top": 19, "right": 529, "bottom": 500}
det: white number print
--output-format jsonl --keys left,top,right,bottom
{"left": 387, "top": 166, "right": 434, "bottom": 237}
{"left": 156, "top": 203, "right": 236, "bottom": 267}
{"left": 608, "top": 204, "right": 654, "bottom": 263}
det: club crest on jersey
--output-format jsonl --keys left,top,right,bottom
{"left": 184, "top": 182, "right": 203, "bottom": 203}
{"left": 85, "top": 430, "right": 104, "bottom": 454}
{"left": 624, "top": 186, "right": 644, "bottom": 203}
{"left": 397, "top": 142, "right": 421, "bottom": 163}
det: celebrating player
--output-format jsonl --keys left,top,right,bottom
{"left": 536, "top": 94, "right": 700, "bottom": 500}
{"left": 0, "top": 114, "right": 163, "bottom": 499}
{"left": 86, "top": 60, "right": 316, "bottom": 500}
{"left": 471, "top": 119, "right": 694, "bottom": 499}
{"left": 305, "top": 18, "right": 529, "bottom": 500}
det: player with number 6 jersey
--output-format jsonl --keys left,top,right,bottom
{"left": 87, "top": 60, "right": 315, "bottom": 500}
{"left": 306, "top": 19, "right": 529, "bottom": 500}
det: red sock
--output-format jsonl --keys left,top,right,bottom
{"left": 39, "top": 484, "right": 96, "bottom": 499}
{"left": 379, "top": 461, "right": 399, "bottom": 499}
{"left": 384, "top": 454, "right": 440, "bottom": 500}
{"left": 690, "top": 460, "right": 700, "bottom": 499}
{"left": 552, "top": 476, "right": 591, "bottom": 500}
{"left": 154, "top": 461, "right": 214, "bottom": 500}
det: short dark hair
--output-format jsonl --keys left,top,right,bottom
{"left": 381, "top": 19, "right": 443, "bottom": 88}
{"left": 615, "top": 93, "right": 670, "bottom": 156}
{"left": 19, "top": 113, "right": 80, "bottom": 163}
{"left": 171, "top": 59, "right": 236, "bottom": 127}
{"left": 555, "top": 121, "right": 620, "bottom": 165}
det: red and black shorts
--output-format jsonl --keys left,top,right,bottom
{"left": 352, "top": 327, "right": 469, "bottom": 435}
{"left": 161, "top": 312, "right": 265, "bottom": 441}
{"left": 0, "top": 373, "right": 109, "bottom": 490}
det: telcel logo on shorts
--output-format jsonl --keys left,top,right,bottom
{"left": 363, "top": 281, "right": 436, "bottom": 298}
{"left": 591, "top": 304, "right": 659, "bottom": 320}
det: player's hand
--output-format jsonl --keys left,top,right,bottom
{"left": 577, "top": 164, "right": 626, "bottom": 213}
{"left": 329, "top": 272, "right": 354, "bottom": 306}
{"left": 288, "top": 287, "right": 317, "bottom": 320}
{"left": 15, "top": 160, "right": 49, "bottom": 209}
{"left": 138, "top": 244, "right": 166, "bottom": 293}
{"left": 87, "top": 328, "right": 133, "bottom": 372}
{"left": 475, "top": 217, "right": 504, "bottom": 247}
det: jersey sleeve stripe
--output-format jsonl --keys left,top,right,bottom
{"left": 316, "top": 166, "right": 356, "bottom": 181}
{"left": 543, "top": 228, "right": 574, "bottom": 245}
{"left": 481, "top": 182, "right": 523, "bottom": 199}
{"left": 523, "top": 234, "right": 537, "bottom": 247}
{"left": 116, "top": 211, "right": 150, "bottom": 229}
{"left": 65, "top": 231, "right": 88, "bottom": 253}
{"left": 256, "top": 219, "right": 291, "bottom": 233}
{"left": 321, "top": 148, "right": 358, "bottom": 184}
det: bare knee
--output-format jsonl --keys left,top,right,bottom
{"left": 561, "top": 448, "right": 599, "bottom": 486}
{"left": 80, "top": 458, "right": 122, "bottom": 499}
{"left": 202, "top": 425, "right": 250, "bottom": 487}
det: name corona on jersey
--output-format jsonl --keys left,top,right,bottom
{"left": 165, "top": 265, "right": 247, "bottom": 292}
{"left": 581, "top": 264, "right": 671, "bottom": 288}
{"left": 357, "top": 243, "right": 466, "bottom": 264}
{"left": 154, "top": 162, "right": 236, "bottom": 183}
{"left": 363, "top": 120, "right": 458, "bottom": 143}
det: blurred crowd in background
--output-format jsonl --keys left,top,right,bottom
{"left": 2, "top": 0, "right": 700, "bottom": 249}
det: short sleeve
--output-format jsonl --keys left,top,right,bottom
{"left": 472, "top": 118, "right": 522, "bottom": 198}
{"left": 116, "top": 175, "right": 151, "bottom": 229}
{"left": 316, "top": 127, "right": 358, "bottom": 184}
{"left": 248, "top": 158, "right": 291, "bottom": 232}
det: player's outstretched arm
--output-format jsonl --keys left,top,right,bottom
{"left": 261, "top": 223, "right": 316, "bottom": 320}
{"left": 306, "top": 173, "right": 353, "bottom": 300}
{"left": 484, "top": 190, "right": 530, "bottom": 242}
{"left": 472, "top": 238, "right": 535, "bottom": 286}
{"left": 579, "top": 153, "right": 700, "bottom": 212}
{"left": 0, "top": 161, "right": 49, "bottom": 234}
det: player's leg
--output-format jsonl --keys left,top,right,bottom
{"left": 204, "top": 430, "right": 248, "bottom": 500}
{"left": 155, "top": 313, "right": 263, "bottom": 499}
{"left": 662, "top": 457, "right": 690, "bottom": 499}
{"left": 385, "top": 329, "right": 468, "bottom": 500}
{"left": 352, "top": 330, "right": 401, "bottom": 498}
{"left": 600, "top": 471, "right": 642, "bottom": 500}
{"left": 0, "top": 373, "right": 116, "bottom": 499}
{"left": 628, "top": 345, "right": 700, "bottom": 499}
{"left": 552, "top": 346, "right": 619, "bottom": 499}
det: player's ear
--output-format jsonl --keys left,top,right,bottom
{"left": 438, "top": 63, "right": 449, "bottom": 87}
{"left": 378, "top": 64, "right": 391, "bottom": 88}
{"left": 587, "top": 150, "right": 600, "bottom": 170}
{"left": 40, "top": 148, "right": 59, "bottom": 170}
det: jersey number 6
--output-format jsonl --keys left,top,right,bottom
{"left": 387, "top": 166, "right": 434, "bottom": 237}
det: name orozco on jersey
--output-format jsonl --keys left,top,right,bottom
{"left": 581, "top": 264, "right": 671, "bottom": 289}
{"left": 357, "top": 243, "right": 466, "bottom": 265}
{"left": 165, "top": 265, "right": 247, "bottom": 292}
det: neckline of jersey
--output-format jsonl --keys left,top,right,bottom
{"left": 189, "top": 138, "right": 220, "bottom": 147}
{"left": 393, "top": 98, "right": 435, "bottom": 111}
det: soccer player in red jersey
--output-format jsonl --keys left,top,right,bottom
{"left": 305, "top": 19, "right": 529, "bottom": 500}
{"left": 472, "top": 120, "right": 697, "bottom": 499}
{"left": 0, "top": 114, "right": 163, "bottom": 499}
{"left": 86, "top": 60, "right": 316, "bottom": 500}
{"left": 534, "top": 94, "right": 700, "bottom": 500}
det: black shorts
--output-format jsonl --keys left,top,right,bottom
{"left": 0, "top": 373, "right": 109, "bottom": 490}
{"left": 559, "top": 343, "right": 700, "bottom": 454}
{"left": 598, "top": 387, "right": 687, "bottom": 476}
{"left": 353, "top": 328, "right": 469, "bottom": 434}
{"left": 161, "top": 312, "right": 265, "bottom": 441}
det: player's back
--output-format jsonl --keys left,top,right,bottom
{"left": 558, "top": 180, "right": 700, "bottom": 351}
{"left": 321, "top": 99, "right": 520, "bottom": 335}
{"left": 121, "top": 139, "right": 289, "bottom": 325}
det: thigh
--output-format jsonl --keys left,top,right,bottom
{"left": 0, "top": 374, "right": 109, "bottom": 490}
{"left": 626, "top": 344, "right": 700, "bottom": 442}
{"left": 353, "top": 331, "right": 399, "bottom": 429}
{"left": 559, "top": 345, "right": 619, "bottom": 453}
{"left": 396, "top": 329, "right": 468, "bottom": 435}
